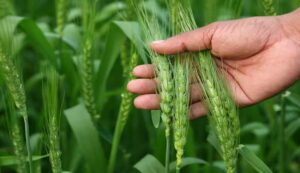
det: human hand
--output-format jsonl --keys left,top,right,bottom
{"left": 127, "top": 9, "right": 300, "bottom": 119}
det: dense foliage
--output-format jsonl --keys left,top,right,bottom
{"left": 0, "top": 0, "right": 299, "bottom": 173}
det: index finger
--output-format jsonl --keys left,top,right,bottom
{"left": 150, "top": 23, "right": 217, "bottom": 55}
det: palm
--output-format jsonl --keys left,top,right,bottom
{"left": 214, "top": 17, "right": 300, "bottom": 106}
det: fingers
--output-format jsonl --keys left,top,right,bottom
{"left": 127, "top": 79, "right": 157, "bottom": 94}
{"left": 128, "top": 79, "right": 203, "bottom": 103}
{"left": 133, "top": 64, "right": 155, "bottom": 78}
{"left": 190, "top": 102, "right": 207, "bottom": 119}
{"left": 150, "top": 23, "right": 217, "bottom": 55}
{"left": 190, "top": 84, "right": 203, "bottom": 103}
{"left": 134, "top": 94, "right": 160, "bottom": 110}
{"left": 130, "top": 64, "right": 207, "bottom": 119}
{"left": 133, "top": 93, "right": 207, "bottom": 119}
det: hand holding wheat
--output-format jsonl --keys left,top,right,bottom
{"left": 128, "top": 9, "right": 300, "bottom": 119}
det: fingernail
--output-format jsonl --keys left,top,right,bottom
{"left": 127, "top": 80, "right": 134, "bottom": 90}
{"left": 132, "top": 66, "right": 139, "bottom": 75}
{"left": 151, "top": 40, "right": 164, "bottom": 45}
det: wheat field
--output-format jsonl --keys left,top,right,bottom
{"left": 0, "top": 0, "right": 299, "bottom": 173}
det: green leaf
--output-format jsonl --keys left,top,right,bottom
{"left": 241, "top": 122, "right": 269, "bottom": 137}
{"left": 286, "top": 94, "right": 300, "bottom": 108}
{"left": 4, "top": 16, "right": 56, "bottom": 67}
{"left": 169, "top": 157, "right": 207, "bottom": 172}
{"left": 291, "top": 148, "right": 300, "bottom": 160}
{"left": 142, "top": 0, "right": 168, "bottom": 26}
{"left": 212, "top": 161, "right": 226, "bottom": 172}
{"left": 64, "top": 104, "right": 107, "bottom": 172}
{"left": 0, "top": 155, "right": 48, "bottom": 166}
{"left": 238, "top": 145, "right": 273, "bottom": 173}
{"left": 67, "top": 8, "right": 81, "bottom": 22}
{"left": 0, "top": 0, "right": 14, "bottom": 18}
{"left": 96, "top": 21, "right": 145, "bottom": 107}
{"left": 114, "top": 21, "right": 146, "bottom": 63}
{"left": 151, "top": 110, "right": 161, "bottom": 128}
{"left": 134, "top": 154, "right": 165, "bottom": 173}
{"left": 95, "top": 23, "right": 126, "bottom": 106}
{"left": 30, "top": 133, "right": 43, "bottom": 153}
{"left": 62, "top": 24, "right": 82, "bottom": 52}
{"left": 207, "top": 128, "right": 221, "bottom": 155}
{"left": 285, "top": 117, "right": 300, "bottom": 139}
{"left": 96, "top": 2, "right": 127, "bottom": 23}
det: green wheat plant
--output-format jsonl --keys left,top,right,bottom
{"left": 0, "top": 18, "right": 33, "bottom": 173}
{"left": 81, "top": 0, "right": 99, "bottom": 122}
{"left": 262, "top": 0, "right": 277, "bottom": 16}
{"left": 1, "top": 0, "right": 300, "bottom": 173}
{"left": 227, "top": 0, "right": 243, "bottom": 18}
{"left": 55, "top": 0, "right": 68, "bottom": 36}
{"left": 195, "top": 3, "right": 240, "bottom": 173}
{"left": 108, "top": 46, "right": 139, "bottom": 173}
{"left": 197, "top": 52, "right": 239, "bottom": 173}
{"left": 134, "top": 2, "right": 175, "bottom": 172}
{"left": 0, "top": 0, "right": 14, "bottom": 18}
{"left": 167, "top": 1, "right": 240, "bottom": 172}
{"left": 42, "top": 67, "right": 62, "bottom": 173}
{"left": 172, "top": 57, "right": 190, "bottom": 172}
{"left": 5, "top": 97, "right": 27, "bottom": 173}
{"left": 166, "top": 0, "right": 194, "bottom": 171}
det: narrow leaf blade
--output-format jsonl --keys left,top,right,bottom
{"left": 238, "top": 145, "right": 273, "bottom": 173}
{"left": 151, "top": 110, "right": 161, "bottom": 128}
{"left": 169, "top": 157, "right": 207, "bottom": 172}
{"left": 64, "top": 104, "right": 107, "bottom": 172}
{"left": 0, "top": 155, "right": 48, "bottom": 166}
{"left": 134, "top": 154, "right": 165, "bottom": 173}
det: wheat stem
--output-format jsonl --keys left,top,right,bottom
{"left": 279, "top": 92, "right": 288, "bottom": 173}
{"left": 165, "top": 136, "right": 170, "bottom": 173}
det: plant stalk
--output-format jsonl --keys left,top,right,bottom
{"left": 23, "top": 116, "right": 33, "bottom": 173}
{"left": 279, "top": 93, "right": 286, "bottom": 173}
{"left": 165, "top": 135, "right": 170, "bottom": 173}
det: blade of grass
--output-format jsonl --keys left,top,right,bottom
{"left": 0, "top": 155, "right": 48, "bottom": 167}
{"left": 238, "top": 144, "right": 273, "bottom": 173}
{"left": 64, "top": 104, "right": 107, "bottom": 172}
{"left": 3, "top": 16, "right": 57, "bottom": 67}
{"left": 0, "top": 17, "right": 32, "bottom": 173}
{"left": 95, "top": 21, "right": 145, "bottom": 109}
{"left": 134, "top": 154, "right": 165, "bottom": 173}
{"left": 169, "top": 157, "right": 207, "bottom": 172}
{"left": 95, "top": 23, "right": 126, "bottom": 109}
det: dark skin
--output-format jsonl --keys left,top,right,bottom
{"left": 127, "top": 8, "right": 300, "bottom": 119}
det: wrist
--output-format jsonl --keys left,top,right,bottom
{"left": 278, "top": 8, "right": 300, "bottom": 44}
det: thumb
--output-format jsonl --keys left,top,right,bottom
{"left": 150, "top": 23, "right": 217, "bottom": 55}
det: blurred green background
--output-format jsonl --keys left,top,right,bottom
{"left": 0, "top": 0, "right": 299, "bottom": 173}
